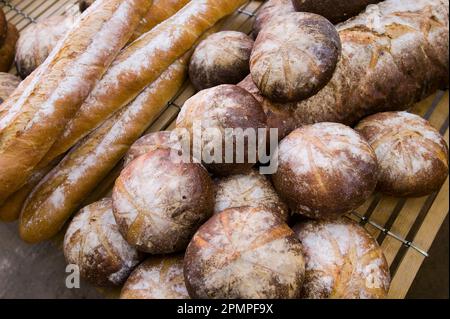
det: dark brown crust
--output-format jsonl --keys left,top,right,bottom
{"left": 253, "top": 0, "right": 294, "bottom": 38}
{"left": 250, "top": 12, "right": 341, "bottom": 103}
{"left": 79, "top": 0, "right": 95, "bottom": 12}
{"left": 356, "top": 111, "right": 449, "bottom": 197}
{"left": 292, "top": 0, "right": 381, "bottom": 24}
{"left": 0, "top": 23, "right": 19, "bottom": 73}
{"left": 272, "top": 123, "right": 378, "bottom": 219}
{"left": 0, "top": 7, "right": 6, "bottom": 47}
{"left": 0, "top": 72, "right": 21, "bottom": 105}
{"left": 184, "top": 206, "right": 305, "bottom": 299}
{"left": 189, "top": 31, "right": 254, "bottom": 91}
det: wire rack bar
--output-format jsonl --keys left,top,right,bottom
{"left": 1, "top": 0, "right": 36, "bottom": 23}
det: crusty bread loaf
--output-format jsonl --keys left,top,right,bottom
{"left": 250, "top": 12, "right": 341, "bottom": 103}
{"left": 41, "top": 0, "right": 247, "bottom": 167}
{"left": 253, "top": 0, "right": 294, "bottom": 38}
{"left": 272, "top": 123, "right": 378, "bottom": 219}
{"left": 64, "top": 198, "right": 143, "bottom": 287}
{"left": 0, "top": 23, "right": 19, "bottom": 72}
{"left": 20, "top": 56, "right": 189, "bottom": 243}
{"left": 121, "top": 255, "right": 189, "bottom": 299}
{"left": 0, "top": 7, "right": 6, "bottom": 47}
{"left": 291, "top": 0, "right": 449, "bottom": 127}
{"left": 15, "top": 15, "right": 76, "bottom": 79}
{"left": 293, "top": 218, "right": 391, "bottom": 299}
{"left": 0, "top": 0, "right": 152, "bottom": 206}
{"left": 0, "top": 73, "right": 21, "bottom": 105}
{"left": 184, "top": 206, "right": 305, "bottom": 299}
{"left": 356, "top": 111, "right": 449, "bottom": 197}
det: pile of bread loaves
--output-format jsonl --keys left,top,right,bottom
{"left": 0, "top": 0, "right": 448, "bottom": 299}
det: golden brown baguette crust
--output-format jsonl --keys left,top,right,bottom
{"left": 41, "top": 0, "right": 247, "bottom": 166}
{"left": 0, "top": 0, "right": 152, "bottom": 206}
{"left": 0, "top": 23, "right": 19, "bottom": 72}
{"left": 292, "top": 0, "right": 449, "bottom": 126}
{"left": 20, "top": 56, "right": 189, "bottom": 243}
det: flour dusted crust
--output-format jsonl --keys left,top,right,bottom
{"left": 272, "top": 123, "right": 378, "bottom": 219}
{"left": 0, "top": 23, "right": 19, "bottom": 73}
{"left": 252, "top": 0, "right": 294, "bottom": 38}
{"left": 214, "top": 170, "right": 289, "bottom": 222}
{"left": 250, "top": 12, "right": 341, "bottom": 103}
{"left": 63, "top": 198, "right": 143, "bottom": 287}
{"left": 356, "top": 111, "right": 449, "bottom": 197}
{"left": 121, "top": 255, "right": 189, "bottom": 299}
{"left": 0, "top": 73, "right": 21, "bottom": 105}
{"left": 238, "top": 75, "right": 297, "bottom": 140}
{"left": 0, "top": 7, "right": 6, "bottom": 47}
{"left": 15, "top": 15, "right": 76, "bottom": 79}
{"left": 189, "top": 31, "right": 254, "bottom": 90}
{"left": 293, "top": 218, "right": 390, "bottom": 299}
{"left": 176, "top": 84, "right": 268, "bottom": 176}
{"left": 112, "top": 148, "right": 214, "bottom": 254}
{"left": 184, "top": 206, "right": 305, "bottom": 299}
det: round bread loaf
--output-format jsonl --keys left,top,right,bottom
{"left": 15, "top": 15, "right": 75, "bottom": 79}
{"left": 120, "top": 255, "right": 189, "bottom": 299}
{"left": 0, "top": 7, "right": 6, "bottom": 47}
{"left": 184, "top": 206, "right": 305, "bottom": 299}
{"left": 0, "top": 23, "right": 19, "bottom": 73}
{"left": 356, "top": 111, "right": 449, "bottom": 197}
{"left": 63, "top": 198, "right": 143, "bottom": 287}
{"left": 293, "top": 218, "right": 390, "bottom": 299}
{"left": 250, "top": 12, "right": 341, "bottom": 103}
{"left": 176, "top": 84, "right": 268, "bottom": 176}
{"left": 79, "top": 0, "right": 95, "bottom": 12}
{"left": 0, "top": 72, "right": 21, "bottom": 104}
{"left": 272, "top": 123, "right": 378, "bottom": 219}
{"left": 292, "top": 0, "right": 381, "bottom": 24}
{"left": 214, "top": 170, "right": 289, "bottom": 222}
{"left": 238, "top": 74, "right": 297, "bottom": 140}
{"left": 189, "top": 31, "right": 254, "bottom": 91}
{"left": 112, "top": 148, "right": 214, "bottom": 254}
{"left": 253, "top": 0, "right": 294, "bottom": 38}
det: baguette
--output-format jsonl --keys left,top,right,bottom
{"left": 20, "top": 55, "right": 190, "bottom": 243}
{"left": 292, "top": 0, "right": 449, "bottom": 127}
{"left": 0, "top": 0, "right": 152, "bottom": 205}
{"left": 40, "top": 0, "right": 247, "bottom": 166}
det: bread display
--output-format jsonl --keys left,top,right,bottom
{"left": 120, "top": 255, "right": 189, "bottom": 299}
{"left": 0, "top": 72, "right": 21, "bottom": 104}
{"left": 63, "top": 198, "right": 143, "bottom": 287}
{"left": 184, "top": 206, "right": 305, "bottom": 299}
{"left": 0, "top": 0, "right": 152, "bottom": 206}
{"left": 189, "top": 31, "right": 254, "bottom": 90}
{"left": 214, "top": 170, "right": 289, "bottom": 222}
{"left": 272, "top": 123, "right": 378, "bottom": 219}
{"left": 252, "top": 0, "right": 294, "bottom": 38}
{"left": 250, "top": 12, "right": 341, "bottom": 103}
{"left": 20, "top": 57, "right": 189, "bottom": 243}
{"left": 112, "top": 148, "right": 214, "bottom": 253}
{"left": 291, "top": 0, "right": 381, "bottom": 24}
{"left": 291, "top": 0, "right": 449, "bottom": 127}
{"left": 176, "top": 84, "right": 267, "bottom": 176}
{"left": 0, "top": 7, "right": 6, "bottom": 47}
{"left": 293, "top": 218, "right": 391, "bottom": 299}
{"left": 15, "top": 15, "right": 76, "bottom": 79}
{"left": 238, "top": 74, "right": 297, "bottom": 140}
{"left": 356, "top": 111, "right": 449, "bottom": 197}
{"left": 0, "top": 23, "right": 19, "bottom": 72}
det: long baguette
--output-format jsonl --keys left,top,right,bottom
{"left": 20, "top": 55, "right": 190, "bottom": 243}
{"left": 40, "top": 0, "right": 247, "bottom": 166}
{"left": 292, "top": 0, "right": 449, "bottom": 126}
{"left": 0, "top": 0, "right": 152, "bottom": 205}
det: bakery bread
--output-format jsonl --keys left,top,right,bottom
{"left": 0, "top": 72, "right": 21, "bottom": 105}
{"left": 272, "top": 123, "right": 378, "bottom": 219}
{"left": 112, "top": 148, "right": 214, "bottom": 253}
{"left": 176, "top": 84, "right": 267, "bottom": 176}
{"left": 0, "top": 23, "right": 19, "bottom": 72}
{"left": 79, "top": 0, "right": 95, "bottom": 12}
{"left": 184, "top": 206, "right": 305, "bottom": 299}
{"left": 253, "top": 0, "right": 294, "bottom": 38}
{"left": 63, "top": 198, "right": 143, "bottom": 287}
{"left": 250, "top": 12, "right": 341, "bottom": 103}
{"left": 0, "top": 7, "right": 6, "bottom": 47}
{"left": 15, "top": 15, "right": 76, "bottom": 79}
{"left": 189, "top": 31, "right": 254, "bottom": 90}
{"left": 356, "top": 111, "right": 449, "bottom": 197}
{"left": 214, "top": 170, "right": 289, "bottom": 222}
{"left": 292, "top": 0, "right": 381, "bottom": 24}
{"left": 238, "top": 74, "right": 297, "bottom": 140}
{"left": 293, "top": 218, "right": 391, "bottom": 299}
{"left": 120, "top": 255, "right": 189, "bottom": 299}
